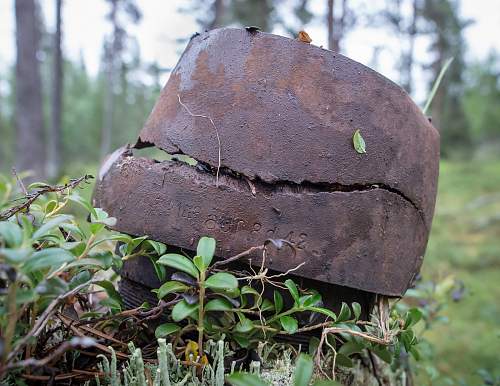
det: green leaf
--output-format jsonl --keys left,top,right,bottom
{"left": 306, "top": 337, "right": 319, "bottom": 357}
{"left": 234, "top": 317, "right": 254, "bottom": 333}
{"left": 0, "top": 247, "right": 32, "bottom": 264}
{"left": 352, "top": 129, "right": 366, "bottom": 154}
{"left": 233, "top": 335, "right": 250, "bottom": 348}
{"left": 15, "top": 288, "right": 38, "bottom": 304}
{"left": 205, "top": 272, "right": 238, "bottom": 291}
{"left": 66, "top": 257, "right": 107, "bottom": 269}
{"left": 301, "top": 293, "right": 322, "bottom": 307}
{"left": 145, "top": 240, "right": 167, "bottom": 256}
{"left": 19, "top": 214, "right": 34, "bottom": 240}
{"left": 241, "top": 286, "right": 260, "bottom": 296}
{"left": 337, "top": 302, "right": 351, "bottom": 322}
{"left": 62, "top": 240, "right": 86, "bottom": 253}
{"left": 0, "top": 221, "right": 23, "bottom": 247}
{"left": 158, "top": 253, "right": 199, "bottom": 278}
{"left": 305, "top": 306, "right": 337, "bottom": 322}
{"left": 44, "top": 199, "right": 58, "bottom": 214}
{"left": 335, "top": 353, "right": 354, "bottom": 368}
{"left": 157, "top": 281, "right": 189, "bottom": 299}
{"left": 171, "top": 300, "right": 198, "bottom": 322}
{"left": 126, "top": 236, "right": 148, "bottom": 255}
{"left": 371, "top": 345, "right": 392, "bottom": 364}
{"left": 339, "top": 340, "right": 365, "bottom": 356}
{"left": 96, "top": 280, "right": 122, "bottom": 306}
{"left": 196, "top": 236, "right": 216, "bottom": 268}
{"left": 241, "top": 285, "right": 261, "bottom": 307}
{"left": 149, "top": 256, "right": 166, "bottom": 282}
{"left": 155, "top": 323, "right": 180, "bottom": 338}
{"left": 32, "top": 215, "right": 72, "bottom": 240}
{"left": 352, "top": 302, "right": 361, "bottom": 320}
{"left": 293, "top": 354, "right": 313, "bottom": 386}
{"left": 102, "top": 234, "right": 133, "bottom": 244}
{"left": 404, "top": 308, "right": 423, "bottom": 329}
{"left": 400, "top": 329, "right": 416, "bottom": 351}
{"left": 274, "top": 290, "right": 283, "bottom": 314}
{"left": 67, "top": 194, "right": 96, "bottom": 217}
{"left": 280, "top": 315, "right": 298, "bottom": 334}
{"left": 205, "top": 298, "right": 233, "bottom": 312}
{"left": 69, "top": 270, "right": 91, "bottom": 289}
{"left": 284, "top": 279, "right": 300, "bottom": 304}
{"left": 260, "top": 298, "right": 274, "bottom": 312}
{"left": 226, "top": 372, "right": 269, "bottom": 386}
{"left": 90, "top": 208, "right": 116, "bottom": 227}
{"left": 409, "top": 346, "right": 420, "bottom": 361}
{"left": 216, "top": 287, "right": 241, "bottom": 299}
{"left": 22, "top": 248, "right": 75, "bottom": 273}
{"left": 89, "top": 222, "right": 105, "bottom": 235}
{"left": 100, "top": 297, "right": 121, "bottom": 312}
{"left": 193, "top": 255, "right": 206, "bottom": 273}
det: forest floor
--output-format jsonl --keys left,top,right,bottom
{"left": 420, "top": 158, "right": 500, "bottom": 384}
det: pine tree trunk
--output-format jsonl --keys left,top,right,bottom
{"left": 334, "top": 0, "right": 348, "bottom": 53}
{"left": 327, "top": 0, "right": 347, "bottom": 52}
{"left": 208, "top": 0, "right": 225, "bottom": 29}
{"left": 15, "top": 0, "right": 45, "bottom": 181}
{"left": 47, "top": 0, "right": 63, "bottom": 179}
{"left": 101, "top": 0, "right": 118, "bottom": 159}
{"left": 327, "top": 0, "right": 334, "bottom": 50}
{"left": 402, "top": 0, "right": 418, "bottom": 94}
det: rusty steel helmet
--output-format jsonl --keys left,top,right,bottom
{"left": 94, "top": 28, "right": 439, "bottom": 304}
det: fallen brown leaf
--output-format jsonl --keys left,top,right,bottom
{"left": 297, "top": 30, "right": 312, "bottom": 43}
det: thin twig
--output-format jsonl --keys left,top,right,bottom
{"left": 322, "top": 327, "right": 393, "bottom": 345}
{"left": 7, "top": 279, "right": 99, "bottom": 363}
{"left": 3, "top": 337, "right": 95, "bottom": 371}
{"left": 59, "top": 317, "right": 129, "bottom": 360}
{"left": 422, "top": 57, "right": 454, "bottom": 115}
{"left": 177, "top": 94, "right": 221, "bottom": 185}
{"left": 368, "top": 349, "right": 383, "bottom": 386}
{"left": 0, "top": 175, "right": 93, "bottom": 220}
{"left": 210, "top": 245, "right": 265, "bottom": 271}
{"left": 267, "top": 262, "right": 306, "bottom": 279}
{"left": 12, "top": 168, "right": 28, "bottom": 195}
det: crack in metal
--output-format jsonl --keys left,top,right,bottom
{"left": 130, "top": 141, "right": 427, "bottom": 230}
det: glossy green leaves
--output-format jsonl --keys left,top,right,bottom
{"left": 205, "top": 272, "right": 238, "bottom": 291}
{"left": 196, "top": 236, "right": 216, "bottom": 269}
{"left": 158, "top": 253, "right": 199, "bottom": 278}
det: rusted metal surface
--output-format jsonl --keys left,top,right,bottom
{"left": 96, "top": 150, "right": 428, "bottom": 296}
{"left": 138, "top": 27, "right": 439, "bottom": 229}
{"left": 94, "top": 27, "right": 439, "bottom": 297}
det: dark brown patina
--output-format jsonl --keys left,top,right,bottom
{"left": 94, "top": 27, "right": 439, "bottom": 301}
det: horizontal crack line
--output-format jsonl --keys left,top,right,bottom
{"left": 130, "top": 141, "right": 427, "bottom": 229}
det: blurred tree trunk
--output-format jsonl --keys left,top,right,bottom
{"left": 327, "top": 0, "right": 334, "bottom": 50}
{"left": 327, "top": 0, "right": 348, "bottom": 52}
{"left": 15, "top": 0, "right": 45, "bottom": 180}
{"left": 101, "top": 0, "right": 118, "bottom": 159}
{"left": 207, "top": 0, "right": 225, "bottom": 29}
{"left": 101, "top": 0, "right": 141, "bottom": 159}
{"left": 401, "top": 0, "right": 418, "bottom": 94}
{"left": 47, "top": 0, "right": 63, "bottom": 179}
{"left": 422, "top": 0, "right": 470, "bottom": 155}
{"left": 227, "top": 0, "right": 273, "bottom": 32}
